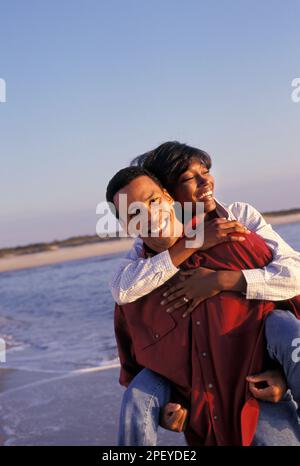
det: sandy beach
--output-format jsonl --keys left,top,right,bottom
{"left": 263, "top": 212, "right": 300, "bottom": 226}
{"left": 0, "top": 213, "right": 299, "bottom": 274}
{"left": 0, "top": 239, "right": 135, "bottom": 274}
{"left": 0, "top": 365, "right": 186, "bottom": 446}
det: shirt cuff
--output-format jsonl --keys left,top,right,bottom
{"left": 241, "top": 269, "right": 266, "bottom": 300}
{"left": 151, "top": 250, "right": 179, "bottom": 275}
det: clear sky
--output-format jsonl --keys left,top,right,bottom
{"left": 0, "top": 0, "right": 299, "bottom": 248}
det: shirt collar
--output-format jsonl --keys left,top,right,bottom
{"left": 213, "top": 197, "right": 236, "bottom": 220}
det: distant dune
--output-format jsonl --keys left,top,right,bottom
{"left": 262, "top": 208, "right": 300, "bottom": 217}
{"left": 0, "top": 235, "right": 122, "bottom": 259}
{"left": 263, "top": 211, "right": 300, "bottom": 225}
{"left": 0, "top": 238, "right": 135, "bottom": 273}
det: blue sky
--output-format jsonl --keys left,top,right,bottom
{"left": 0, "top": 0, "right": 299, "bottom": 247}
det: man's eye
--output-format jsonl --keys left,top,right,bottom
{"left": 129, "top": 208, "right": 140, "bottom": 218}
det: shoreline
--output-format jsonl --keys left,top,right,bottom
{"left": 0, "top": 213, "right": 299, "bottom": 274}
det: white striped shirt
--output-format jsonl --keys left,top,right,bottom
{"left": 109, "top": 199, "right": 300, "bottom": 305}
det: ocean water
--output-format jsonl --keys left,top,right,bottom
{"left": 0, "top": 222, "right": 300, "bottom": 374}
{"left": 0, "top": 253, "right": 122, "bottom": 372}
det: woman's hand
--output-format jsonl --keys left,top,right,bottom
{"left": 246, "top": 369, "right": 287, "bottom": 403}
{"left": 159, "top": 402, "right": 188, "bottom": 432}
{"left": 160, "top": 268, "right": 247, "bottom": 317}
{"left": 199, "top": 218, "right": 251, "bottom": 251}
{"left": 160, "top": 267, "right": 221, "bottom": 318}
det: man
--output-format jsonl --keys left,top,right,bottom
{"left": 106, "top": 166, "right": 300, "bottom": 445}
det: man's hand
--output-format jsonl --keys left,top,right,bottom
{"left": 159, "top": 402, "right": 188, "bottom": 432}
{"left": 200, "top": 218, "right": 250, "bottom": 250}
{"left": 246, "top": 369, "right": 287, "bottom": 403}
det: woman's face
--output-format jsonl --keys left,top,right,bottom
{"left": 172, "top": 158, "right": 216, "bottom": 214}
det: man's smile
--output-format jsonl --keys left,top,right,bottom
{"left": 147, "top": 209, "right": 173, "bottom": 236}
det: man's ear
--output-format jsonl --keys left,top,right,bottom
{"left": 162, "top": 189, "right": 174, "bottom": 204}
{"left": 115, "top": 211, "right": 127, "bottom": 232}
{"left": 118, "top": 216, "right": 129, "bottom": 234}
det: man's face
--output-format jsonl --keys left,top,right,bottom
{"left": 172, "top": 159, "right": 216, "bottom": 214}
{"left": 113, "top": 175, "right": 182, "bottom": 252}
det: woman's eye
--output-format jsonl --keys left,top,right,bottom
{"left": 181, "top": 176, "right": 194, "bottom": 182}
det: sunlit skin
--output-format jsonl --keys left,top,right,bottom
{"left": 113, "top": 175, "right": 183, "bottom": 253}
{"left": 171, "top": 158, "right": 217, "bottom": 217}
{"left": 112, "top": 174, "right": 231, "bottom": 268}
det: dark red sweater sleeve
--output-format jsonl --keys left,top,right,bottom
{"left": 114, "top": 303, "right": 144, "bottom": 388}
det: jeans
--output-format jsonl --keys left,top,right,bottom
{"left": 265, "top": 310, "right": 300, "bottom": 409}
{"left": 118, "top": 309, "right": 300, "bottom": 446}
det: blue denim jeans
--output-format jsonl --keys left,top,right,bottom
{"left": 117, "top": 309, "right": 300, "bottom": 446}
{"left": 265, "top": 310, "right": 300, "bottom": 409}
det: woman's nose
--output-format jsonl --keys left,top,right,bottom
{"left": 196, "top": 176, "right": 209, "bottom": 188}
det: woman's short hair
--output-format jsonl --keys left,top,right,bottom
{"left": 130, "top": 141, "right": 212, "bottom": 193}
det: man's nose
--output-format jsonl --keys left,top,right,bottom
{"left": 148, "top": 205, "right": 161, "bottom": 223}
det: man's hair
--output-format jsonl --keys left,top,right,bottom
{"left": 130, "top": 141, "right": 212, "bottom": 194}
{"left": 106, "top": 166, "right": 164, "bottom": 216}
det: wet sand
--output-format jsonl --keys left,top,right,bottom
{"left": 0, "top": 365, "right": 186, "bottom": 446}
